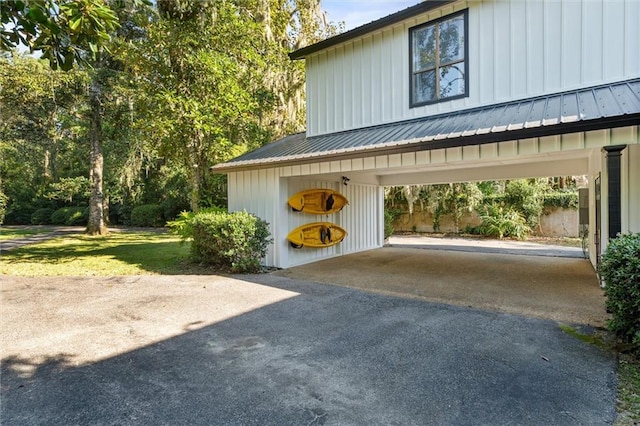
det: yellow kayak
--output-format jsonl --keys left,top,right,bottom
{"left": 287, "top": 222, "right": 347, "bottom": 249}
{"left": 288, "top": 189, "right": 348, "bottom": 215}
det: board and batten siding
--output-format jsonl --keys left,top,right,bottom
{"left": 621, "top": 144, "right": 640, "bottom": 235}
{"left": 226, "top": 168, "right": 281, "bottom": 267}
{"left": 305, "top": 0, "right": 640, "bottom": 136}
{"left": 227, "top": 172, "right": 384, "bottom": 268}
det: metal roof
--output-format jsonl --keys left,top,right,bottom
{"left": 289, "top": 0, "right": 454, "bottom": 60}
{"left": 212, "top": 78, "right": 640, "bottom": 172}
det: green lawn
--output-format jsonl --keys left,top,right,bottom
{"left": 616, "top": 356, "right": 640, "bottom": 426}
{"left": 0, "top": 231, "right": 211, "bottom": 276}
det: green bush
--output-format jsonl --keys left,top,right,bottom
{"left": 51, "top": 207, "right": 88, "bottom": 225}
{"left": 384, "top": 208, "right": 403, "bottom": 240}
{"left": 67, "top": 207, "right": 88, "bottom": 225}
{"left": 478, "top": 204, "right": 530, "bottom": 239}
{"left": 31, "top": 208, "right": 55, "bottom": 225}
{"left": 190, "top": 210, "right": 272, "bottom": 273}
{"left": 167, "top": 206, "right": 227, "bottom": 242}
{"left": 504, "top": 179, "right": 545, "bottom": 228}
{"left": 130, "top": 204, "right": 164, "bottom": 227}
{"left": 543, "top": 191, "right": 578, "bottom": 209}
{"left": 599, "top": 233, "right": 640, "bottom": 353}
{"left": 4, "top": 203, "right": 36, "bottom": 225}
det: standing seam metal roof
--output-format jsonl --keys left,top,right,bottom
{"left": 212, "top": 78, "right": 640, "bottom": 171}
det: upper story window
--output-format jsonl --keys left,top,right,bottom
{"left": 410, "top": 10, "right": 468, "bottom": 107}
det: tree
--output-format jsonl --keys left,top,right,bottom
{"left": 1, "top": 0, "right": 150, "bottom": 234}
{"left": 123, "top": 0, "right": 338, "bottom": 211}
{"left": 123, "top": 2, "right": 267, "bottom": 211}
{"left": 1, "top": 0, "right": 120, "bottom": 70}
{"left": 2, "top": 0, "right": 340, "bottom": 224}
{"left": 0, "top": 53, "right": 89, "bottom": 223}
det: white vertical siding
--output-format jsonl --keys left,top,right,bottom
{"left": 493, "top": 1, "right": 511, "bottom": 101}
{"left": 510, "top": 0, "right": 527, "bottom": 98}
{"left": 339, "top": 183, "right": 383, "bottom": 255}
{"left": 623, "top": 145, "right": 640, "bottom": 233}
{"left": 561, "top": 0, "right": 582, "bottom": 88}
{"left": 543, "top": 0, "right": 562, "bottom": 90}
{"left": 227, "top": 168, "right": 281, "bottom": 267}
{"left": 625, "top": 0, "right": 640, "bottom": 76}
{"left": 305, "top": 0, "right": 640, "bottom": 136}
{"left": 587, "top": 148, "right": 602, "bottom": 267}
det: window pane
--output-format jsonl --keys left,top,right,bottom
{"left": 412, "top": 25, "right": 436, "bottom": 71}
{"left": 439, "top": 15, "right": 464, "bottom": 64}
{"left": 413, "top": 70, "right": 436, "bottom": 104}
{"left": 439, "top": 62, "right": 466, "bottom": 98}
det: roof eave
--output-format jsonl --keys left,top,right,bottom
{"left": 211, "top": 113, "right": 640, "bottom": 174}
{"left": 288, "top": 0, "right": 456, "bottom": 60}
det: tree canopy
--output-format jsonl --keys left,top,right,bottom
{"left": 1, "top": 0, "right": 123, "bottom": 70}
{"left": 0, "top": 0, "right": 340, "bottom": 227}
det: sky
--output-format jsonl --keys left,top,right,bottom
{"left": 322, "top": 0, "right": 421, "bottom": 31}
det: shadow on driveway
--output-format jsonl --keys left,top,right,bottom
{"left": 1, "top": 274, "right": 616, "bottom": 425}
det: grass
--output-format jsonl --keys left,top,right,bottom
{"left": 0, "top": 230, "right": 215, "bottom": 276}
{"left": 616, "top": 356, "right": 640, "bottom": 425}
{"left": 558, "top": 323, "right": 607, "bottom": 348}
{"left": 559, "top": 323, "right": 640, "bottom": 424}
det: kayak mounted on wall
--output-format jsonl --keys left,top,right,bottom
{"left": 288, "top": 189, "right": 348, "bottom": 214}
{"left": 287, "top": 222, "right": 347, "bottom": 249}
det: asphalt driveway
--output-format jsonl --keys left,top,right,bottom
{"left": 1, "top": 273, "right": 616, "bottom": 425}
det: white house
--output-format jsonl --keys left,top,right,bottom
{"left": 213, "top": 0, "right": 640, "bottom": 269}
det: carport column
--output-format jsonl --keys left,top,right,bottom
{"left": 603, "top": 145, "right": 626, "bottom": 240}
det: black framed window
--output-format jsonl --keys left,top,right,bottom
{"left": 409, "top": 10, "right": 468, "bottom": 107}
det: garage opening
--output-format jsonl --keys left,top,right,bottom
{"left": 383, "top": 176, "right": 589, "bottom": 259}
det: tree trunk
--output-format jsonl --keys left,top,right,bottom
{"left": 190, "top": 164, "right": 200, "bottom": 213}
{"left": 86, "top": 71, "right": 108, "bottom": 235}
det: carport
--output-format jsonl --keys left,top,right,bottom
{"left": 212, "top": 79, "right": 640, "bottom": 271}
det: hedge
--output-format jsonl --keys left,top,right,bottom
{"left": 130, "top": 204, "right": 164, "bottom": 227}
{"left": 50, "top": 207, "right": 88, "bottom": 225}
{"left": 190, "top": 210, "right": 272, "bottom": 273}
{"left": 31, "top": 208, "right": 55, "bottom": 225}
{"left": 599, "top": 233, "right": 640, "bottom": 353}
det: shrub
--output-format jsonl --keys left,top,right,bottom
{"left": 543, "top": 191, "right": 579, "bottom": 209}
{"left": 384, "top": 208, "right": 403, "bottom": 240}
{"left": 160, "top": 198, "right": 189, "bottom": 223}
{"left": 4, "top": 203, "right": 35, "bottom": 225}
{"left": 130, "top": 204, "right": 164, "bottom": 227}
{"left": 31, "top": 208, "right": 55, "bottom": 225}
{"left": 167, "top": 206, "right": 227, "bottom": 242}
{"left": 504, "top": 179, "right": 545, "bottom": 228}
{"left": 599, "top": 233, "right": 640, "bottom": 353}
{"left": 190, "top": 210, "right": 272, "bottom": 273}
{"left": 66, "top": 207, "right": 89, "bottom": 225}
{"left": 478, "top": 204, "right": 530, "bottom": 239}
{"left": 51, "top": 207, "right": 88, "bottom": 225}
